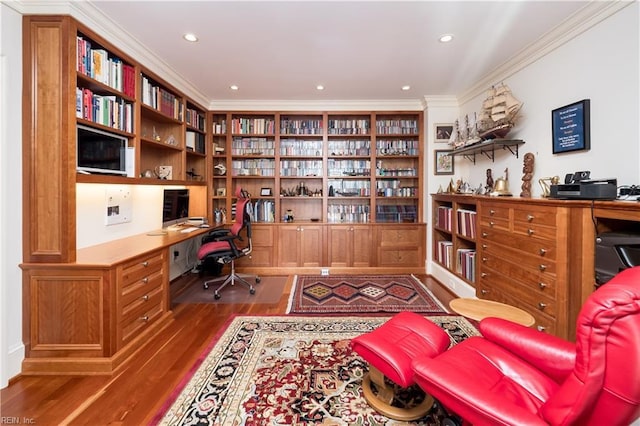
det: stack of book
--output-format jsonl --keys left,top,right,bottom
{"left": 456, "top": 209, "right": 477, "bottom": 239}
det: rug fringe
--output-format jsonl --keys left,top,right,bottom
{"left": 285, "top": 275, "right": 298, "bottom": 314}
{"left": 411, "top": 274, "right": 450, "bottom": 313}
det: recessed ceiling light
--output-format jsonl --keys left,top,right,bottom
{"left": 230, "top": 85, "right": 239, "bottom": 91}
{"left": 183, "top": 33, "right": 198, "bottom": 42}
{"left": 439, "top": 34, "right": 454, "bottom": 43}
{"left": 401, "top": 85, "right": 411, "bottom": 91}
{"left": 316, "top": 85, "right": 324, "bottom": 91}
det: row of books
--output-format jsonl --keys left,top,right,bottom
{"left": 185, "top": 131, "right": 205, "bottom": 154}
{"left": 376, "top": 139, "right": 420, "bottom": 156}
{"left": 328, "top": 140, "right": 371, "bottom": 156}
{"left": 280, "top": 118, "right": 323, "bottom": 135}
{"left": 212, "top": 120, "right": 227, "bottom": 135}
{"left": 75, "top": 87, "right": 133, "bottom": 132}
{"left": 376, "top": 167, "right": 417, "bottom": 177}
{"left": 457, "top": 249, "right": 476, "bottom": 282}
{"left": 327, "top": 204, "right": 370, "bottom": 223}
{"left": 249, "top": 199, "right": 276, "bottom": 223}
{"left": 231, "top": 118, "right": 276, "bottom": 135}
{"left": 436, "top": 240, "right": 454, "bottom": 268}
{"left": 231, "top": 137, "right": 275, "bottom": 156}
{"left": 376, "top": 182, "right": 417, "bottom": 197}
{"left": 328, "top": 119, "right": 370, "bottom": 134}
{"left": 76, "top": 35, "right": 135, "bottom": 98}
{"left": 280, "top": 139, "right": 323, "bottom": 157}
{"left": 231, "top": 159, "right": 276, "bottom": 176}
{"left": 141, "top": 76, "right": 183, "bottom": 120}
{"left": 185, "top": 108, "right": 205, "bottom": 131}
{"left": 457, "top": 209, "right": 477, "bottom": 239}
{"left": 375, "top": 204, "right": 418, "bottom": 223}
{"left": 375, "top": 119, "right": 419, "bottom": 134}
{"left": 436, "top": 206, "right": 453, "bottom": 231}
{"left": 327, "top": 159, "right": 371, "bottom": 176}
{"left": 280, "top": 160, "right": 323, "bottom": 177}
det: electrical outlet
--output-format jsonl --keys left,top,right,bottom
{"left": 321, "top": 268, "right": 329, "bottom": 276}
{"left": 173, "top": 250, "right": 179, "bottom": 259}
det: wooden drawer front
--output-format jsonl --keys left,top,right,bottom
{"left": 512, "top": 221, "right": 558, "bottom": 241}
{"left": 121, "top": 251, "right": 165, "bottom": 289}
{"left": 251, "top": 225, "right": 274, "bottom": 247}
{"left": 481, "top": 229, "right": 557, "bottom": 261}
{"left": 120, "top": 268, "right": 164, "bottom": 306}
{"left": 479, "top": 266, "right": 558, "bottom": 317}
{"left": 378, "top": 248, "right": 421, "bottom": 266}
{"left": 480, "top": 252, "right": 557, "bottom": 291}
{"left": 512, "top": 205, "right": 557, "bottom": 227}
{"left": 480, "top": 204, "right": 510, "bottom": 221}
{"left": 378, "top": 226, "right": 423, "bottom": 247}
{"left": 482, "top": 245, "right": 557, "bottom": 275}
{"left": 120, "top": 302, "right": 164, "bottom": 346}
{"left": 121, "top": 284, "right": 164, "bottom": 325}
{"left": 479, "top": 216, "right": 510, "bottom": 232}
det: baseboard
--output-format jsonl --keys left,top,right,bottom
{"left": 2, "top": 342, "right": 25, "bottom": 387}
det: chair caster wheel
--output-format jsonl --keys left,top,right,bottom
{"left": 250, "top": 288, "right": 256, "bottom": 294}
{"left": 214, "top": 293, "right": 221, "bottom": 300}
{"left": 255, "top": 276, "right": 261, "bottom": 283}
{"left": 203, "top": 283, "right": 209, "bottom": 289}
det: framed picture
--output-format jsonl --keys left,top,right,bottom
{"left": 552, "top": 99, "right": 591, "bottom": 154}
{"left": 435, "top": 123, "right": 453, "bottom": 143}
{"left": 216, "top": 188, "right": 226, "bottom": 197}
{"left": 260, "top": 187, "right": 272, "bottom": 196}
{"left": 434, "top": 150, "right": 454, "bottom": 175}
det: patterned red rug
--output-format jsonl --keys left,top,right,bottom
{"left": 151, "top": 315, "right": 478, "bottom": 425}
{"left": 286, "top": 274, "right": 448, "bottom": 314}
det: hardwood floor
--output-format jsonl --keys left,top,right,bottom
{"left": 1, "top": 274, "right": 456, "bottom": 425}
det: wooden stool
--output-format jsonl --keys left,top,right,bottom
{"left": 449, "top": 298, "right": 536, "bottom": 327}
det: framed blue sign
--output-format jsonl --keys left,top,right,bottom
{"left": 552, "top": 99, "right": 590, "bottom": 154}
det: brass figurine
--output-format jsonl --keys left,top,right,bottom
{"left": 520, "top": 152, "right": 534, "bottom": 197}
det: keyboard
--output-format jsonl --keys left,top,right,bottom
{"left": 180, "top": 227, "right": 199, "bottom": 233}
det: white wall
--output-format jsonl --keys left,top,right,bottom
{"left": 0, "top": 2, "right": 24, "bottom": 388}
{"left": 452, "top": 2, "right": 639, "bottom": 194}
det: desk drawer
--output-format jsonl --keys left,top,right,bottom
{"left": 120, "top": 301, "right": 164, "bottom": 346}
{"left": 121, "top": 251, "right": 165, "bottom": 289}
{"left": 512, "top": 205, "right": 557, "bottom": 227}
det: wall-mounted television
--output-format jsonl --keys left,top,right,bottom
{"left": 162, "top": 188, "right": 190, "bottom": 228}
{"left": 77, "top": 124, "right": 130, "bottom": 175}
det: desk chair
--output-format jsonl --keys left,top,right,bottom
{"left": 196, "top": 188, "right": 260, "bottom": 299}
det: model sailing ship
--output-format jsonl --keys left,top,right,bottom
{"left": 449, "top": 83, "right": 523, "bottom": 149}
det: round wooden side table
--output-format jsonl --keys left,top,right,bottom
{"left": 449, "top": 298, "right": 536, "bottom": 327}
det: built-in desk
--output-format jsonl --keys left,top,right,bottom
{"left": 20, "top": 226, "right": 213, "bottom": 375}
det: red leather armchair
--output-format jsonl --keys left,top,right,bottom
{"left": 412, "top": 266, "right": 640, "bottom": 426}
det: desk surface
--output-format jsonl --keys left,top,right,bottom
{"left": 75, "top": 226, "right": 215, "bottom": 265}
{"left": 449, "top": 298, "right": 536, "bottom": 327}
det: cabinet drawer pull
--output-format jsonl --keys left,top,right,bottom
{"left": 489, "top": 221, "right": 495, "bottom": 227}
{"left": 482, "top": 257, "right": 487, "bottom": 262}
{"left": 142, "top": 294, "right": 149, "bottom": 301}
{"left": 537, "top": 326, "right": 547, "bottom": 332}
{"left": 481, "top": 289, "right": 488, "bottom": 295}
{"left": 539, "top": 248, "right": 547, "bottom": 256}
{"left": 527, "top": 214, "right": 534, "bottom": 222}
{"left": 527, "top": 229, "right": 535, "bottom": 236}
{"left": 538, "top": 282, "right": 547, "bottom": 290}
{"left": 539, "top": 264, "right": 547, "bottom": 271}
{"left": 482, "top": 232, "right": 488, "bottom": 238}
{"left": 142, "top": 277, "right": 149, "bottom": 283}
{"left": 141, "top": 261, "right": 149, "bottom": 267}
{"left": 538, "top": 302, "right": 547, "bottom": 310}
{"left": 482, "top": 244, "right": 487, "bottom": 249}
{"left": 140, "top": 315, "right": 149, "bottom": 322}
{"left": 481, "top": 273, "right": 488, "bottom": 278}
{"left": 490, "top": 209, "right": 495, "bottom": 216}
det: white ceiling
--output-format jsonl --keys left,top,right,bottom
{"left": 84, "top": 1, "right": 595, "bottom": 106}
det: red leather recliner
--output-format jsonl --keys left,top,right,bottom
{"left": 412, "top": 266, "right": 640, "bottom": 426}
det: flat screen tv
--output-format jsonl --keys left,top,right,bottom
{"left": 162, "top": 188, "right": 190, "bottom": 228}
{"left": 76, "top": 124, "right": 129, "bottom": 175}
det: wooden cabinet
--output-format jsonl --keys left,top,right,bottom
{"left": 377, "top": 224, "right": 425, "bottom": 267}
{"left": 236, "top": 224, "right": 276, "bottom": 268}
{"left": 327, "top": 224, "right": 372, "bottom": 268}
{"left": 277, "top": 224, "right": 325, "bottom": 267}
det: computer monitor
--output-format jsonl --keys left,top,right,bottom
{"left": 162, "top": 188, "right": 190, "bottom": 229}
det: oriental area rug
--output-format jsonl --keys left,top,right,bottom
{"left": 152, "top": 315, "right": 478, "bottom": 426}
{"left": 286, "top": 274, "right": 448, "bottom": 315}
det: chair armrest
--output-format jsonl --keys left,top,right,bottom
{"left": 479, "top": 317, "right": 575, "bottom": 383}
{"left": 202, "top": 229, "right": 231, "bottom": 244}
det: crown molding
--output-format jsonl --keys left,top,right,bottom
{"left": 457, "top": 1, "right": 634, "bottom": 104}
{"left": 208, "top": 99, "right": 426, "bottom": 112}
{"left": 422, "top": 96, "right": 459, "bottom": 110}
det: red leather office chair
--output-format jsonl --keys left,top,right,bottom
{"left": 412, "top": 266, "right": 640, "bottom": 426}
{"left": 197, "top": 188, "right": 260, "bottom": 299}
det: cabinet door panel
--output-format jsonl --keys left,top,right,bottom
{"left": 277, "top": 226, "right": 300, "bottom": 267}
{"left": 299, "top": 225, "right": 323, "bottom": 267}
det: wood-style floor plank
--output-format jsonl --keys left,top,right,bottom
{"left": 1, "top": 274, "right": 454, "bottom": 425}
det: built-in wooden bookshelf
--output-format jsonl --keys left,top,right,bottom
{"left": 210, "top": 111, "right": 423, "bottom": 225}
